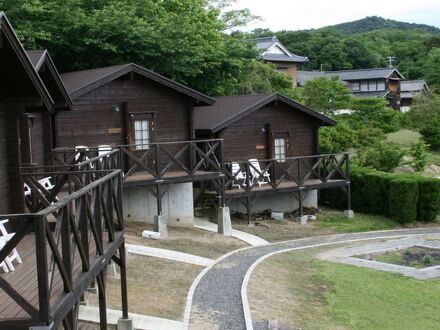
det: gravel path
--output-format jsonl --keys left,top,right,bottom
{"left": 187, "top": 228, "right": 440, "bottom": 330}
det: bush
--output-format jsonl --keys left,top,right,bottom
{"left": 407, "top": 140, "right": 429, "bottom": 172}
{"left": 389, "top": 178, "right": 419, "bottom": 223}
{"left": 353, "top": 142, "right": 405, "bottom": 172}
{"left": 319, "top": 121, "right": 356, "bottom": 153}
{"left": 417, "top": 177, "right": 440, "bottom": 221}
{"left": 355, "top": 127, "right": 385, "bottom": 148}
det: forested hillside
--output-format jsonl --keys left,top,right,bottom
{"left": 245, "top": 17, "right": 440, "bottom": 90}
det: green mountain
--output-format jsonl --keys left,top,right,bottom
{"left": 331, "top": 16, "right": 440, "bottom": 35}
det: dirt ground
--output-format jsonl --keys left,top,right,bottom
{"left": 124, "top": 222, "right": 247, "bottom": 259}
{"left": 85, "top": 254, "right": 203, "bottom": 320}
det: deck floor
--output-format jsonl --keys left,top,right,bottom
{"left": 0, "top": 231, "right": 117, "bottom": 323}
{"left": 123, "top": 170, "right": 221, "bottom": 186}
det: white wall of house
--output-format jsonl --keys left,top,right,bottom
{"left": 123, "top": 182, "right": 194, "bottom": 226}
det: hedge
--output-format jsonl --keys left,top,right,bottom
{"left": 320, "top": 166, "right": 440, "bottom": 222}
{"left": 417, "top": 177, "right": 440, "bottom": 221}
{"left": 389, "top": 178, "right": 418, "bottom": 223}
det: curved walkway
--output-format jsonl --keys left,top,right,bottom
{"left": 184, "top": 228, "right": 440, "bottom": 330}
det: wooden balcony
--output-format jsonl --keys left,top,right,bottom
{"left": 200, "top": 153, "right": 351, "bottom": 220}
{"left": 0, "top": 152, "right": 128, "bottom": 329}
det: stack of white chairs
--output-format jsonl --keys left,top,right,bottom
{"left": 38, "top": 177, "right": 55, "bottom": 191}
{"left": 248, "top": 159, "right": 271, "bottom": 186}
{"left": 0, "top": 220, "right": 22, "bottom": 272}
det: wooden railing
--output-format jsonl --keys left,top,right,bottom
{"left": 21, "top": 149, "right": 121, "bottom": 213}
{"left": 224, "top": 153, "right": 350, "bottom": 193}
{"left": 118, "top": 139, "right": 224, "bottom": 181}
{"left": 0, "top": 169, "right": 126, "bottom": 328}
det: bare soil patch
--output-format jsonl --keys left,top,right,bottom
{"left": 124, "top": 222, "right": 247, "bottom": 259}
{"left": 85, "top": 254, "right": 202, "bottom": 320}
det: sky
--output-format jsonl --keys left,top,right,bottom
{"left": 230, "top": 0, "right": 440, "bottom": 31}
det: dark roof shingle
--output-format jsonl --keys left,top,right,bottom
{"left": 194, "top": 93, "right": 335, "bottom": 133}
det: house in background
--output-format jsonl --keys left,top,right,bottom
{"left": 297, "top": 67, "right": 404, "bottom": 110}
{"left": 247, "top": 36, "right": 309, "bottom": 85}
{"left": 194, "top": 93, "right": 349, "bottom": 218}
{"left": 400, "top": 80, "right": 429, "bottom": 112}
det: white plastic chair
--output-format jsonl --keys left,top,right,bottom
{"left": 248, "top": 159, "right": 271, "bottom": 187}
{"left": 38, "top": 177, "right": 55, "bottom": 191}
{"left": 98, "top": 145, "right": 112, "bottom": 157}
{"left": 0, "top": 239, "right": 12, "bottom": 272}
{"left": 0, "top": 220, "right": 22, "bottom": 271}
{"left": 231, "top": 162, "right": 246, "bottom": 189}
{"left": 24, "top": 183, "right": 31, "bottom": 196}
{"left": 74, "top": 145, "right": 89, "bottom": 162}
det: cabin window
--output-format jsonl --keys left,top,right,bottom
{"left": 133, "top": 119, "right": 150, "bottom": 150}
{"left": 274, "top": 138, "right": 287, "bottom": 162}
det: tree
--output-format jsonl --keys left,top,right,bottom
{"left": 410, "top": 94, "right": 440, "bottom": 150}
{"left": 424, "top": 48, "right": 440, "bottom": 91}
{"left": 0, "top": 0, "right": 281, "bottom": 96}
{"left": 302, "top": 76, "right": 351, "bottom": 115}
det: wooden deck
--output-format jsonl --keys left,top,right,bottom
{"left": 0, "top": 230, "right": 123, "bottom": 325}
{"left": 123, "top": 170, "right": 223, "bottom": 186}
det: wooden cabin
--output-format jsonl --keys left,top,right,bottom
{"left": 194, "top": 93, "right": 350, "bottom": 218}
{"left": 0, "top": 13, "right": 130, "bottom": 329}
{"left": 56, "top": 64, "right": 223, "bottom": 225}
{"left": 0, "top": 13, "right": 56, "bottom": 214}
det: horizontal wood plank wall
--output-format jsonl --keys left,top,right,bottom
{"left": 56, "top": 74, "right": 193, "bottom": 172}
{"left": 29, "top": 113, "right": 53, "bottom": 166}
{"left": 217, "top": 102, "right": 320, "bottom": 162}
{"left": 56, "top": 74, "right": 192, "bottom": 147}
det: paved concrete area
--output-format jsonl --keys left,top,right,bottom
{"left": 79, "top": 306, "right": 182, "bottom": 330}
{"left": 318, "top": 236, "right": 440, "bottom": 280}
{"left": 194, "top": 218, "right": 269, "bottom": 246}
{"left": 125, "top": 243, "right": 215, "bottom": 267}
{"left": 185, "top": 228, "right": 440, "bottom": 330}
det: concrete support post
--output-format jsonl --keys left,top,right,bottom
{"left": 117, "top": 317, "right": 134, "bottom": 330}
{"left": 218, "top": 207, "right": 232, "bottom": 236}
{"left": 344, "top": 210, "right": 354, "bottom": 219}
{"left": 154, "top": 215, "right": 168, "bottom": 238}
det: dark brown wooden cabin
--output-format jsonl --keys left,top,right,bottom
{"left": 0, "top": 13, "right": 55, "bottom": 214}
{"left": 194, "top": 93, "right": 336, "bottom": 161}
{"left": 194, "top": 93, "right": 350, "bottom": 219}
{"left": 56, "top": 64, "right": 224, "bottom": 191}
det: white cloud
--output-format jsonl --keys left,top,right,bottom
{"left": 231, "top": 0, "right": 440, "bottom": 31}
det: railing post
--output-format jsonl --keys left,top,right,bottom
{"left": 79, "top": 196, "right": 89, "bottom": 271}
{"left": 155, "top": 145, "right": 161, "bottom": 179}
{"left": 190, "top": 142, "right": 195, "bottom": 175}
{"left": 297, "top": 158, "right": 302, "bottom": 186}
{"left": 35, "top": 216, "right": 50, "bottom": 324}
{"left": 61, "top": 206, "right": 72, "bottom": 293}
{"left": 272, "top": 159, "right": 277, "bottom": 188}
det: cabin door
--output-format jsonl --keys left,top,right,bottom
{"left": 271, "top": 132, "right": 290, "bottom": 180}
{"left": 127, "top": 112, "right": 156, "bottom": 172}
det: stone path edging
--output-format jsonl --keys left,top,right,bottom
{"left": 125, "top": 243, "right": 215, "bottom": 267}
{"left": 185, "top": 228, "right": 440, "bottom": 330}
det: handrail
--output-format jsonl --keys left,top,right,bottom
{"left": 225, "top": 152, "right": 349, "bottom": 164}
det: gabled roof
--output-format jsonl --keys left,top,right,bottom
{"left": 26, "top": 49, "right": 73, "bottom": 109}
{"left": 297, "top": 67, "right": 404, "bottom": 86}
{"left": 0, "top": 12, "right": 54, "bottom": 111}
{"left": 60, "top": 63, "right": 215, "bottom": 105}
{"left": 246, "top": 36, "right": 309, "bottom": 64}
{"left": 194, "top": 93, "right": 336, "bottom": 133}
{"left": 400, "top": 80, "right": 429, "bottom": 99}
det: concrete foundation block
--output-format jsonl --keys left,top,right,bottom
{"left": 344, "top": 210, "right": 355, "bottom": 219}
{"left": 218, "top": 207, "right": 232, "bottom": 236}
{"left": 141, "top": 230, "right": 160, "bottom": 240}
{"left": 268, "top": 319, "right": 279, "bottom": 330}
{"left": 154, "top": 215, "right": 168, "bottom": 239}
{"left": 117, "top": 317, "right": 134, "bottom": 330}
{"left": 298, "top": 215, "right": 308, "bottom": 225}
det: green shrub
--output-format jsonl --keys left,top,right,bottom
{"left": 407, "top": 140, "right": 429, "bottom": 172}
{"left": 355, "top": 127, "right": 385, "bottom": 148}
{"left": 319, "top": 121, "right": 356, "bottom": 153}
{"left": 389, "top": 178, "right": 419, "bottom": 223}
{"left": 353, "top": 142, "right": 405, "bottom": 172}
{"left": 416, "top": 177, "right": 440, "bottom": 221}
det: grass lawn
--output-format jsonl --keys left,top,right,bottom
{"left": 86, "top": 255, "right": 202, "bottom": 320}
{"left": 248, "top": 246, "right": 440, "bottom": 330}
{"left": 386, "top": 129, "right": 420, "bottom": 146}
{"left": 124, "top": 222, "right": 247, "bottom": 259}
{"left": 232, "top": 209, "right": 417, "bottom": 243}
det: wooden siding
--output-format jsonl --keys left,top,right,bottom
{"left": 216, "top": 102, "right": 320, "bottom": 162}
{"left": 55, "top": 74, "right": 192, "bottom": 148}
{"left": 0, "top": 102, "right": 9, "bottom": 214}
